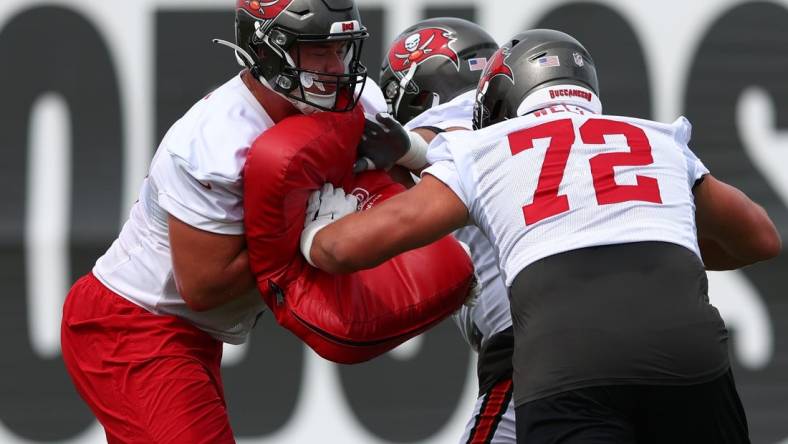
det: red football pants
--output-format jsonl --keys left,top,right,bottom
{"left": 61, "top": 273, "right": 235, "bottom": 444}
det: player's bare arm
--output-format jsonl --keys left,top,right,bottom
{"left": 169, "top": 215, "right": 256, "bottom": 311}
{"left": 407, "top": 126, "right": 467, "bottom": 176}
{"left": 694, "top": 174, "right": 781, "bottom": 270}
{"left": 309, "top": 175, "right": 468, "bottom": 273}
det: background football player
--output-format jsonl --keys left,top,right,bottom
{"left": 371, "top": 17, "right": 517, "bottom": 444}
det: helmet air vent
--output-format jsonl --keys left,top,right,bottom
{"left": 528, "top": 52, "right": 547, "bottom": 62}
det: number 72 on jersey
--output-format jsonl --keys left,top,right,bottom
{"left": 510, "top": 118, "right": 663, "bottom": 226}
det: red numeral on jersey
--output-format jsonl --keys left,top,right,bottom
{"left": 508, "top": 119, "right": 575, "bottom": 225}
{"left": 508, "top": 118, "right": 662, "bottom": 226}
{"left": 582, "top": 119, "right": 663, "bottom": 205}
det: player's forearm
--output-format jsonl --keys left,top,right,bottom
{"left": 309, "top": 231, "right": 366, "bottom": 274}
{"left": 176, "top": 249, "right": 257, "bottom": 311}
{"left": 307, "top": 176, "right": 469, "bottom": 274}
{"left": 310, "top": 194, "right": 450, "bottom": 273}
{"left": 310, "top": 211, "right": 408, "bottom": 273}
{"left": 698, "top": 237, "right": 753, "bottom": 271}
{"left": 705, "top": 201, "right": 780, "bottom": 265}
{"left": 736, "top": 202, "right": 782, "bottom": 261}
{"left": 695, "top": 177, "right": 781, "bottom": 266}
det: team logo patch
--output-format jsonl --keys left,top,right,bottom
{"left": 478, "top": 46, "right": 514, "bottom": 88}
{"left": 351, "top": 187, "right": 381, "bottom": 210}
{"left": 350, "top": 187, "right": 369, "bottom": 204}
{"left": 238, "top": 0, "right": 291, "bottom": 20}
{"left": 331, "top": 20, "right": 360, "bottom": 33}
{"left": 387, "top": 27, "right": 460, "bottom": 74}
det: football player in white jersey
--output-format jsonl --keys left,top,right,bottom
{"left": 302, "top": 30, "right": 781, "bottom": 443}
{"left": 369, "top": 17, "right": 516, "bottom": 444}
{"left": 59, "top": 1, "right": 384, "bottom": 443}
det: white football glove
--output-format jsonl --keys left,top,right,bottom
{"left": 452, "top": 304, "right": 482, "bottom": 352}
{"left": 452, "top": 241, "right": 483, "bottom": 352}
{"left": 300, "top": 183, "right": 359, "bottom": 267}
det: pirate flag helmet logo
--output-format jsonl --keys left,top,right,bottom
{"left": 387, "top": 27, "right": 460, "bottom": 93}
{"left": 238, "top": 0, "right": 291, "bottom": 20}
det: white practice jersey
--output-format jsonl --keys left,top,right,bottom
{"left": 405, "top": 89, "right": 512, "bottom": 348}
{"left": 451, "top": 226, "right": 511, "bottom": 350}
{"left": 425, "top": 109, "right": 708, "bottom": 287}
{"left": 358, "top": 77, "right": 388, "bottom": 117}
{"left": 94, "top": 74, "right": 387, "bottom": 344}
{"left": 404, "top": 89, "right": 476, "bottom": 131}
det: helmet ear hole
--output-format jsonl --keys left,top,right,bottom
{"left": 528, "top": 52, "right": 547, "bottom": 62}
{"left": 412, "top": 91, "right": 434, "bottom": 107}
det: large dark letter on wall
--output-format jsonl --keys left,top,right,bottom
{"left": 684, "top": 3, "right": 788, "bottom": 443}
{"left": 359, "top": 7, "right": 385, "bottom": 82}
{"left": 222, "top": 316, "right": 305, "bottom": 437}
{"left": 535, "top": 3, "right": 653, "bottom": 118}
{"left": 338, "top": 320, "right": 471, "bottom": 442}
{"left": 155, "top": 11, "right": 238, "bottom": 144}
{"left": 0, "top": 6, "right": 123, "bottom": 440}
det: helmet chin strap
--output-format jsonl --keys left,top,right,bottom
{"left": 212, "top": 39, "right": 255, "bottom": 68}
{"left": 213, "top": 38, "right": 279, "bottom": 90}
{"left": 393, "top": 63, "right": 418, "bottom": 116}
{"left": 288, "top": 95, "right": 323, "bottom": 115}
{"left": 302, "top": 91, "right": 336, "bottom": 111}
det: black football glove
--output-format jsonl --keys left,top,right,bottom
{"left": 353, "top": 113, "right": 411, "bottom": 173}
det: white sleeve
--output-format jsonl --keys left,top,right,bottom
{"left": 422, "top": 135, "right": 471, "bottom": 209}
{"left": 422, "top": 160, "right": 470, "bottom": 208}
{"left": 358, "top": 78, "right": 389, "bottom": 117}
{"left": 404, "top": 90, "right": 475, "bottom": 131}
{"left": 152, "top": 152, "right": 244, "bottom": 235}
{"left": 673, "top": 116, "right": 710, "bottom": 186}
{"left": 431, "top": 118, "right": 474, "bottom": 131}
{"left": 425, "top": 132, "right": 453, "bottom": 164}
{"left": 683, "top": 145, "right": 710, "bottom": 187}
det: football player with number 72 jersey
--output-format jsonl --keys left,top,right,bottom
{"left": 302, "top": 30, "right": 780, "bottom": 443}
